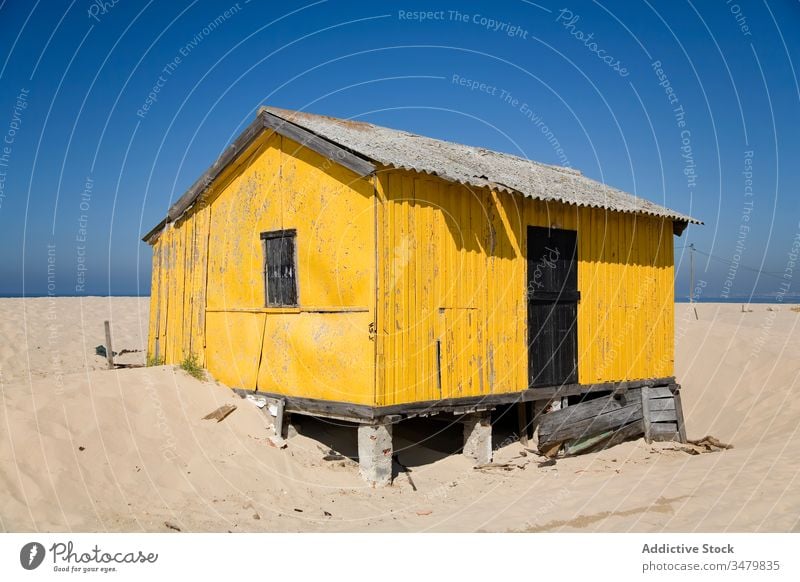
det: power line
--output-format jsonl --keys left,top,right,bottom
{"left": 678, "top": 246, "right": 786, "bottom": 281}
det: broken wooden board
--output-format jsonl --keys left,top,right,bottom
{"left": 536, "top": 381, "right": 688, "bottom": 456}
{"left": 564, "top": 421, "right": 644, "bottom": 456}
{"left": 650, "top": 422, "right": 680, "bottom": 441}
{"left": 540, "top": 441, "right": 563, "bottom": 459}
{"left": 643, "top": 383, "right": 686, "bottom": 443}
{"left": 537, "top": 389, "right": 643, "bottom": 451}
{"left": 202, "top": 403, "right": 237, "bottom": 422}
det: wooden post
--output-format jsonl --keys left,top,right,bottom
{"left": 526, "top": 402, "right": 534, "bottom": 442}
{"left": 689, "top": 243, "right": 695, "bottom": 304}
{"left": 689, "top": 244, "right": 699, "bottom": 320}
{"left": 531, "top": 401, "right": 543, "bottom": 435}
{"left": 273, "top": 398, "right": 286, "bottom": 438}
{"left": 103, "top": 320, "right": 114, "bottom": 369}
{"left": 641, "top": 384, "right": 652, "bottom": 444}
{"left": 672, "top": 387, "right": 688, "bottom": 443}
{"left": 517, "top": 402, "right": 529, "bottom": 446}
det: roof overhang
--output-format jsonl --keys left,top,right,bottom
{"left": 143, "top": 108, "right": 700, "bottom": 244}
{"left": 141, "top": 110, "right": 376, "bottom": 243}
{"left": 673, "top": 220, "right": 690, "bottom": 237}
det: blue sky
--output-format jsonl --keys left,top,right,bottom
{"left": 0, "top": 0, "right": 798, "bottom": 298}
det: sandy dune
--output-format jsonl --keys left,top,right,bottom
{"left": 0, "top": 298, "right": 798, "bottom": 532}
{"left": 0, "top": 297, "right": 148, "bottom": 384}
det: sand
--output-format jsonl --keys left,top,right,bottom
{"left": 0, "top": 298, "right": 798, "bottom": 532}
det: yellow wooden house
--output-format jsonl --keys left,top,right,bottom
{"left": 143, "top": 107, "right": 698, "bottom": 482}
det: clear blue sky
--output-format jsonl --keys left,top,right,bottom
{"left": 0, "top": 0, "right": 798, "bottom": 298}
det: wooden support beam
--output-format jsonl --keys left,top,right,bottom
{"left": 673, "top": 388, "right": 688, "bottom": 444}
{"left": 143, "top": 110, "right": 376, "bottom": 243}
{"left": 231, "top": 377, "right": 676, "bottom": 424}
{"left": 517, "top": 402, "right": 529, "bottom": 446}
{"left": 262, "top": 112, "right": 375, "bottom": 177}
{"left": 526, "top": 402, "right": 534, "bottom": 442}
{"left": 530, "top": 401, "right": 544, "bottom": 434}
{"left": 103, "top": 320, "right": 114, "bottom": 370}
{"left": 641, "top": 384, "right": 652, "bottom": 444}
{"left": 273, "top": 398, "right": 286, "bottom": 439}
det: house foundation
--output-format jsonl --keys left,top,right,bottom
{"left": 233, "top": 376, "right": 685, "bottom": 481}
{"left": 357, "top": 422, "right": 393, "bottom": 487}
{"left": 462, "top": 411, "right": 492, "bottom": 465}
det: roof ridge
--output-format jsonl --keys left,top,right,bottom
{"left": 260, "top": 105, "right": 698, "bottom": 226}
{"left": 264, "top": 105, "right": 584, "bottom": 178}
{"left": 143, "top": 106, "right": 701, "bottom": 242}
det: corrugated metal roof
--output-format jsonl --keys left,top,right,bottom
{"left": 263, "top": 106, "right": 701, "bottom": 226}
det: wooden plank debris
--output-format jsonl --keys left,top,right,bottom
{"left": 538, "top": 390, "right": 643, "bottom": 449}
{"left": 598, "top": 420, "right": 645, "bottom": 451}
{"left": 665, "top": 435, "right": 732, "bottom": 455}
{"left": 202, "top": 403, "right": 237, "bottom": 422}
{"left": 537, "top": 380, "right": 689, "bottom": 456}
{"left": 540, "top": 388, "right": 640, "bottom": 428}
{"left": 540, "top": 441, "right": 563, "bottom": 459}
{"left": 688, "top": 435, "right": 733, "bottom": 450}
{"left": 565, "top": 421, "right": 644, "bottom": 456}
{"left": 474, "top": 462, "right": 517, "bottom": 471}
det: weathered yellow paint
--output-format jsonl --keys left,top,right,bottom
{"left": 205, "top": 310, "right": 265, "bottom": 389}
{"left": 147, "top": 135, "right": 676, "bottom": 409}
{"left": 146, "top": 242, "right": 161, "bottom": 360}
{"left": 147, "top": 129, "right": 376, "bottom": 404}
{"left": 256, "top": 311, "right": 374, "bottom": 402}
{"left": 374, "top": 170, "right": 675, "bottom": 407}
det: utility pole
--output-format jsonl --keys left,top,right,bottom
{"left": 689, "top": 243, "right": 695, "bottom": 303}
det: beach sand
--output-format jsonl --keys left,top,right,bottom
{"left": 0, "top": 298, "right": 798, "bottom": 532}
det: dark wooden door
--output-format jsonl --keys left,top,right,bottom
{"left": 527, "top": 226, "right": 579, "bottom": 387}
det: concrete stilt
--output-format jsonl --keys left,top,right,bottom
{"left": 462, "top": 412, "right": 492, "bottom": 464}
{"left": 282, "top": 413, "right": 299, "bottom": 439}
{"left": 357, "top": 422, "right": 393, "bottom": 487}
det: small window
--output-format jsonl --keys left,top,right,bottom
{"left": 261, "top": 229, "right": 298, "bottom": 307}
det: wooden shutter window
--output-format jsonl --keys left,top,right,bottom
{"left": 261, "top": 229, "right": 298, "bottom": 307}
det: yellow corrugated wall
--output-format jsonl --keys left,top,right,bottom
{"left": 147, "top": 130, "right": 376, "bottom": 404}
{"left": 147, "top": 145, "right": 676, "bottom": 409}
{"left": 146, "top": 241, "right": 161, "bottom": 360}
{"left": 375, "top": 169, "right": 675, "bottom": 407}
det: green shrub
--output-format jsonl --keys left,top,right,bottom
{"left": 147, "top": 355, "right": 165, "bottom": 367}
{"left": 179, "top": 353, "right": 205, "bottom": 380}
